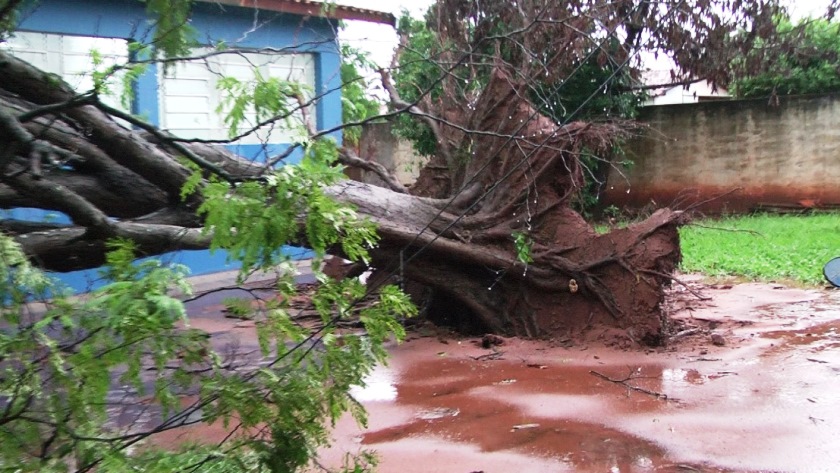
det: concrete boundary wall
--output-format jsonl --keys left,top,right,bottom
{"left": 354, "top": 121, "right": 428, "bottom": 186}
{"left": 603, "top": 94, "right": 840, "bottom": 213}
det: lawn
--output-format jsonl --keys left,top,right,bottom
{"left": 679, "top": 213, "right": 840, "bottom": 286}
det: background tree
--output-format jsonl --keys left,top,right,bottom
{"left": 732, "top": 15, "right": 840, "bottom": 98}
{"left": 392, "top": 14, "right": 642, "bottom": 215}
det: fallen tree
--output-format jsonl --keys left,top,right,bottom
{"left": 0, "top": 0, "right": 789, "bottom": 343}
{"left": 0, "top": 47, "right": 680, "bottom": 342}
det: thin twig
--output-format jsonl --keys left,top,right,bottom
{"left": 686, "top": 223, "right": 761, "bottom": 235}
{"left": 669, "top": 328, "right": 705, "bottom": 341}
{"left": 683, "top": 188, "right": 743, "bottom": 212}
{"left": 640, "top": 269, "right": 712, "bottom": 301}
{"left": 589, "top": 370, "right": 677, "bottom": 401}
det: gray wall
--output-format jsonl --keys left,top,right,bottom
{"left": 354, "top": 121, "right": 427, "bottom": 186}
{"left": 603, "top": 95, "right": 840, "bottom": 213}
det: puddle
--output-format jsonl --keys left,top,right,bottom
{"left": 350, "top": 364, "right": 398, "bottom": 402}
{"left": 358, "top": 356, "right": 692, "bottom": 467}
{"left": 416, "top": 407, "right": 460, "bottom": 420}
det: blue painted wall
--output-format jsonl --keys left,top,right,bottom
{"left": 11, "top": 0, "right": 341, "bottom": 291}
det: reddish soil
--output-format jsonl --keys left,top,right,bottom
{"left": 154, "top": 276, "right": 840, "bottom": 472}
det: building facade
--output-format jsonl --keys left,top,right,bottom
{"left": 3, "top": 0, "right": 392, "bottom": 290}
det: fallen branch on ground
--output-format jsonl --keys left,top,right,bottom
{"left": 589, "top": 369, "right": 678, "bottom": 401}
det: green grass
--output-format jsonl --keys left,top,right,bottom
{"left": 679, "top": 213, "right": 840, "bottom": 286}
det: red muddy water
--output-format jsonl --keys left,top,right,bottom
{"left": 161, "top": 277, "right": 840, "bottom": 472}
{"left": 316, "top": 278, "right": 840, "bottom": 473}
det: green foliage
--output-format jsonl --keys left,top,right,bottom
{"left": 392, "top": 14, "right": 455, "bottom": 157}
{"left": 191, "top": 169, "right": 414, "bottom": 468}
{"left": 0, "top": 219, "right": 413, "bottom": 472}
{"left": 217, "top": 69, "right": 310, "bottom": 140}
{"left": 680, "top": 213, "right": 840, "bottom": 285}
{"left": 530, "top": 45, "right": 642, "bottom": 123}
{"left": 181, "top": 133, "right": 409, "bottom": 472}
{"left": 0, "top": 12, "right": 16, "bottom": 40}
{"left": 120, "top": 62, "right": 149, "bottom": 110}
{"left": 602, "top": 204, "right": 621, "bottom": 219}
{"left": 143, "top": 0, "right": 197, "bottom": 60}
{"left": 180, "top": 158, "right": 206, "bottom": 200}
{"left": 340, "top": 44, "right": 381, "bottom": 146}
{"left": 223, "top": 296, "right": 254, "bottom": 319}
{"left": 512, "top": 231, "right": 533, "bottom": 265}
{"left": 733, "top": 17, "right": 840, "bottom": 97}
{"left": 199, "top": 138, "right": 378, "bottom": 270}
{"left": 0, "top": 236, "right": 201, "bottom": 471}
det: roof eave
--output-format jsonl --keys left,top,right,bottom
{"left": 198, "top": 0, "right": 396, "bottom": 26}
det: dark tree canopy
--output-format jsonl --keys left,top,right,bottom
{"left": 732, "top": 15, "right": 840, "bottom": 98}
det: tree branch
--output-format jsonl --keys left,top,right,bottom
{"left": 3, "top": 173, "right": 115, "bottom": 235}
{"left": 621, "top": 77, "right": 704, "bottom": 92}
{"left": 379, "top": 68, "right": 455, "bottom": 169}
{"left": 337, "top": 148, "right": 408, "bottom": 194}
{"left": 91, "top": 100, "right": 238, "bottom": 183}
{"left": 0, "top": 51, "right": 194, "bottom": 201}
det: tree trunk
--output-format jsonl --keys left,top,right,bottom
{"left": 0, "top": 50, "right": 682, "bottom": 344}
{"left": 329, "top": 180, "right": 682, "bottom": 343}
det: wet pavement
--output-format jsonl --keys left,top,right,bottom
{"left": 315, "top": 280, "right": 840, "bottom": 472}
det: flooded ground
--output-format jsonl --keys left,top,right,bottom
{"left": 156, "top": 274, "right": 840, "bottom": 472}
{"left": 313, "top": 278, "right": 840, "bottom": 473}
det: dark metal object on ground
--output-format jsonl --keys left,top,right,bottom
{"left": 823, "top": 257, "right": 840, "bottom": 287}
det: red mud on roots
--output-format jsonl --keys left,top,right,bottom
{"left": 316, "top": 277, "right": 840, "bottom": 473}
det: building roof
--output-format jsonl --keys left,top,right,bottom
{"left": 199, "top": 0, "right": 396, "bottom": 26}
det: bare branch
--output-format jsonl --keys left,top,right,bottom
{"left": 379, "top": 68, "right": 454, "bottom": 168}
{"left": 337, "top": 148, "right": 408, "bottom": 194}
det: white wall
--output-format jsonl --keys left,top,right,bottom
{"left": 2, "top": 31, "right": 128, "bottom": 110}
{"left": 643, "top": 81, "right": 729, "bottom": 106}
{"left": 159, "top": 50, "right": 316, "bottom": 144}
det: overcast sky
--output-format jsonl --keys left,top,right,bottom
{"left": 338, "top": 0, "right": 435, "bottom": 67}
{"left": 788, "top": 0, "right": 832, "bottom": 17}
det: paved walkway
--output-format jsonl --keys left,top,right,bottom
{"left": 184, "top": 259, "right": 313, "bottom": 294}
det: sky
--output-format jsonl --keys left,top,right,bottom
{"left": 788, "top": 0, "right": 832, "bottom": 18}
{"left": 338, "top": 0, "right": 435, "bottom": 67}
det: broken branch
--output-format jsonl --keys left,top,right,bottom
{"left": 590, "top": 370, "right": 677, "bottom": 401}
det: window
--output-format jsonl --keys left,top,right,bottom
{"left": 2, "top": 31, "right": 130, "bottom": 112}
{"left": 159, "top": 49, "right": 316, "bottom": 144}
